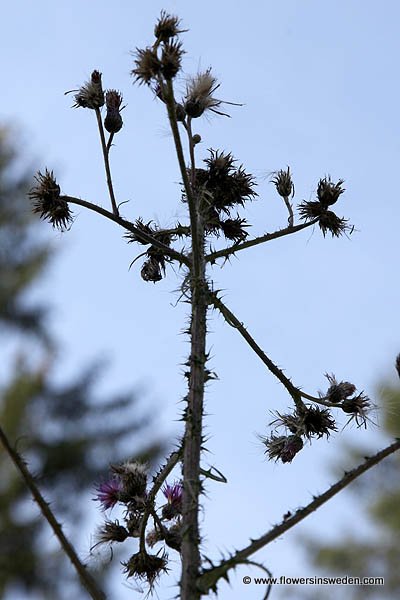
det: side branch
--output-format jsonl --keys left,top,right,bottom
{"left": 63, "top": 195, "right": 190, "bottom": 267}
{"left": 0, "top": 425, "right": 106, "bottom": 600}
{"left": 206, "top": 219, "right": 318, "bottom": 263}
{"left": 209, "top": 291, "right": 304, "bottom": 408}
{"left": 197, "top": 439, "right": 400, "bottom": 593}
{"left": 94, "top": 107, "right": 119, "bottom": 216}
{"left": 139, "top": 448, "right": 182, "bottom": 553}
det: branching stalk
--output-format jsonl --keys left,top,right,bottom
{"left": 197, "top": 438, "right": 400, "bottom": 593}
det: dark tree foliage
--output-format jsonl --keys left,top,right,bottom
{"left": 0, "top": 127, "right": 163, "bottom": 600}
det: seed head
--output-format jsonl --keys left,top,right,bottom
{"left": 111, "top": 461, "right": 148, "bottom": 500}
{"left": 262, "top": 434, "right": 303, "bottom": 463}
{"left": 95, "top": 520, "right": 129, "bottom": 545}
{"left": 71, "top": 70, "right": 104, "bottom": 109}
{"left": 154, "top": 11, "right": 185, "bottom": 42}
{"left": 123, "top": 550, "right": 168, "bottom": 586}
{"left": 146, "top": 528, "right": 165, "bottom": 548}
{"left": 271, "top": 167, "right": 294, "bottom": 198}
{"left": 341, "top": 392, "right": 374, "bottom": 428}
{"left": 219, "top": 217, "right": 249, "bottom": 242}
{"left": 184, "top": 69, "right": 234, "bottom": 118}
{"left": 298, "top": 200, "right": 351, "bottom": 237}
{"left": 317, "top": 176, "right": 345, "bottom": 207}
{"left": 104, "top": 90, "right": 123, "bottom": 133}
{"left": 160, "top": 40, "right": 184, "bottom": 79}
{"left": 132, "top": 47, "right": 162, "bottom": 86}
{"left": 323, "top": 373, "right": 356, "bottom": 404}
{"left": 29, "top": 170, "right": 72, "bottom": 231}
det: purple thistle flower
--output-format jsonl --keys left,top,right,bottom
{"left": 162, "top": 481, "right": 183, "bottom": 506}
{"left": 95, "top": 477, "right": 122, "bottom": 510}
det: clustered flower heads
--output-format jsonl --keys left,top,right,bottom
{"left": 93, "top": 463, "right": 182, "bottom": 588}
{"left": 29, "top": 169, "right": 72, "bottom": 231}
{"left": 321, "top": 373, "right": 374, "bottom": 428}
{"left": 183, "top": 149, "right": 256, "bottom": 241}
{"left": 298, "top": 176, "right": 351, "bottom": 237}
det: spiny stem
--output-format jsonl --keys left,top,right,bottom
{"left": 63, "top": 195, "right": 190, "bottom": 267}
{"left": 0, "top": 425, "right": 106, "bottom": 600}
{"left": 283, "top": 195, "right": 294, "bottom": 227}
{"left": 197, "top": 438, "right": 400, "bottom": 593}
{"left": 94, "top": 107, "right": 119, "bottom": 217}
{"left": 206, "top": 219, "right": 318, "bottom": 263}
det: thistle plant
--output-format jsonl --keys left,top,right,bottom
{"left": 1, "top": 10, "right": 400, "bottom": 600}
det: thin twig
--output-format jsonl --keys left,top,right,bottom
{"left": 63, "top": 195, "right": 190, "bottom": 267}
{"left": 206, "top": 219, "right": 318, "bottom": 264}
{"left": 197, "top": 438, "right": 400, "bottom": 593}
{"left": 283, "top": 195, "right": 294, "bottom": 227}
{"left": 0, "top": 425, "right": 106, "bottom": 600}
{"left": 94, "top": 108, "right": 119, "bottom": 217}
{"left": 139, "top": 449, "right": 182, "bottom": 553}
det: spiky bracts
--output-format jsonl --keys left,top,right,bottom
{"left": 298, "top": 176, "right": 351, "bottom": 237}
{"left": 29, "top": 170, "right": 72, "bottom": 231}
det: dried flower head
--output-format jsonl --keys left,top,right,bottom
{"left": 123, "top": 550, "right": 168, "bottom": 586}
{"left": 298, "top": 200, "right": 351, "bottom": 237}
{"left": 111, "top": 461, "right": 147, "bottom": 500}
{"left": 70, "top": 70, "right": 104, "bottom": 109}
{"left": 154, "top": 11, "right": 185, "bottom": 42}
{"left": 164, "top": 521, "right": 182, "bottom": 552}
{"left": 161, "top": 41, "right": 184, "bottom": 79}
{"left": 104, "top": 90, "right": 123, "bottom": 134}
{"left": 95, "top": 520, "right": 129, "bottom": 545}
{"left": 341, "top": 392, "right": 374, "bottom": 428}
{"left": 262, "top": 434, "right": 303, "bottom": 463}
{"left": 220, "top": 217, "right": 249, "bottom": 242}
{"left": 132, "top": 47, "right": 162, "bottom": 86}
{"left": 146, "top": 528, "right": 165, "bottom": 548}
{"left": 323, "top": 373, "right": 356, "bottom": 404}
{"left": 184, "top": 69, "right": 236, "bottom": 118}
{"left": 271, "top": 167, "right": 294, "bottom": 198}
{"left": 95, "top": 477, "right": 122, "bottom": 511}
{"left": 317, "top": 176, "right": 345, "bottom": 207}
{"left": 141, "top": 257, "right": 164, "bottom": 283}
{"left": 272, "top": 405, "right": 337, "bottom": 440}
{"left": 29, "top": 170, "right": 72, "bottom": 231}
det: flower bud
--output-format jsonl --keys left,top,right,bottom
{"left": 104, "top": 90, "right": 123, "bottom": 134}
{"left": 72, "top": 70, "right": 104, "bottom": 109}
{"left": 271, "top": 167, "right": 293, "bottom": 198}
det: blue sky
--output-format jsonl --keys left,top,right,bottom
{"left": 2, "top": 1, "right": 400, "bottom": 599}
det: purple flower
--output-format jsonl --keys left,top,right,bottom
{"left": 95, "top": 477, "right": 122, "bottom": 510}
{"left": 162, "top": 481, "right": 183, "bottom": 506}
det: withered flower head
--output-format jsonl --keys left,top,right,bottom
{"left": 271, "top": 167, "right": 294, "bottom": 198}
{"left": 298, "top": 200, "right": 351, "bottom": 237}
{"left": 161, "top": 41, "right": 184, "bottom": 79}
{"left": 154, "top": 11, "right": 185, "bottom": 42}
{"left": 104, "top": 90, "right": 123, "bottom": 134}
{"left": 272, "top": 405, "right": 337, "bottom": 440}
{"left": 123, "top": 550, "right": 168, "bottom": 586}
{"left": 219, "top": 217, "right": 249, "bottom": 242}
{"left": 29, "top": 169, "right": 72, "bottom": 231}
{"left": 132, "top": 47, "right": 162, "bottom": 86}
{"left": 184, "top": 69, "right": 235, "bottom": 118}
{"left": 111, "top": 461, "right": 147, "bottom": 500}
{"left": 317, "top": 176, "right": 345, "bottom": 207}
{"left": 146, "top": 528, "right": 165, "bottom": 548}
{"left": 141, "top": 255, "right": 165, "bottom": 283}
{"left": 323, "top": 373, "right": 356, "bottom": 404}
{"left": 164, "top": 520, "right": 182, "bottom": 552}
{"left": 262, "top": 434, "right": 303, "bottom": 463}
{"left": 95, "top": 520, "right": 129, "bottom": 545}
{"left": 341, "top": 392, "right": 374, "bottom": 428}
{"left": 71, "top": 70, "right": 104, "bottom": 109}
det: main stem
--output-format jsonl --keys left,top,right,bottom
{"left": 181, "top": 219, "right": 207, "bottom": 600}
